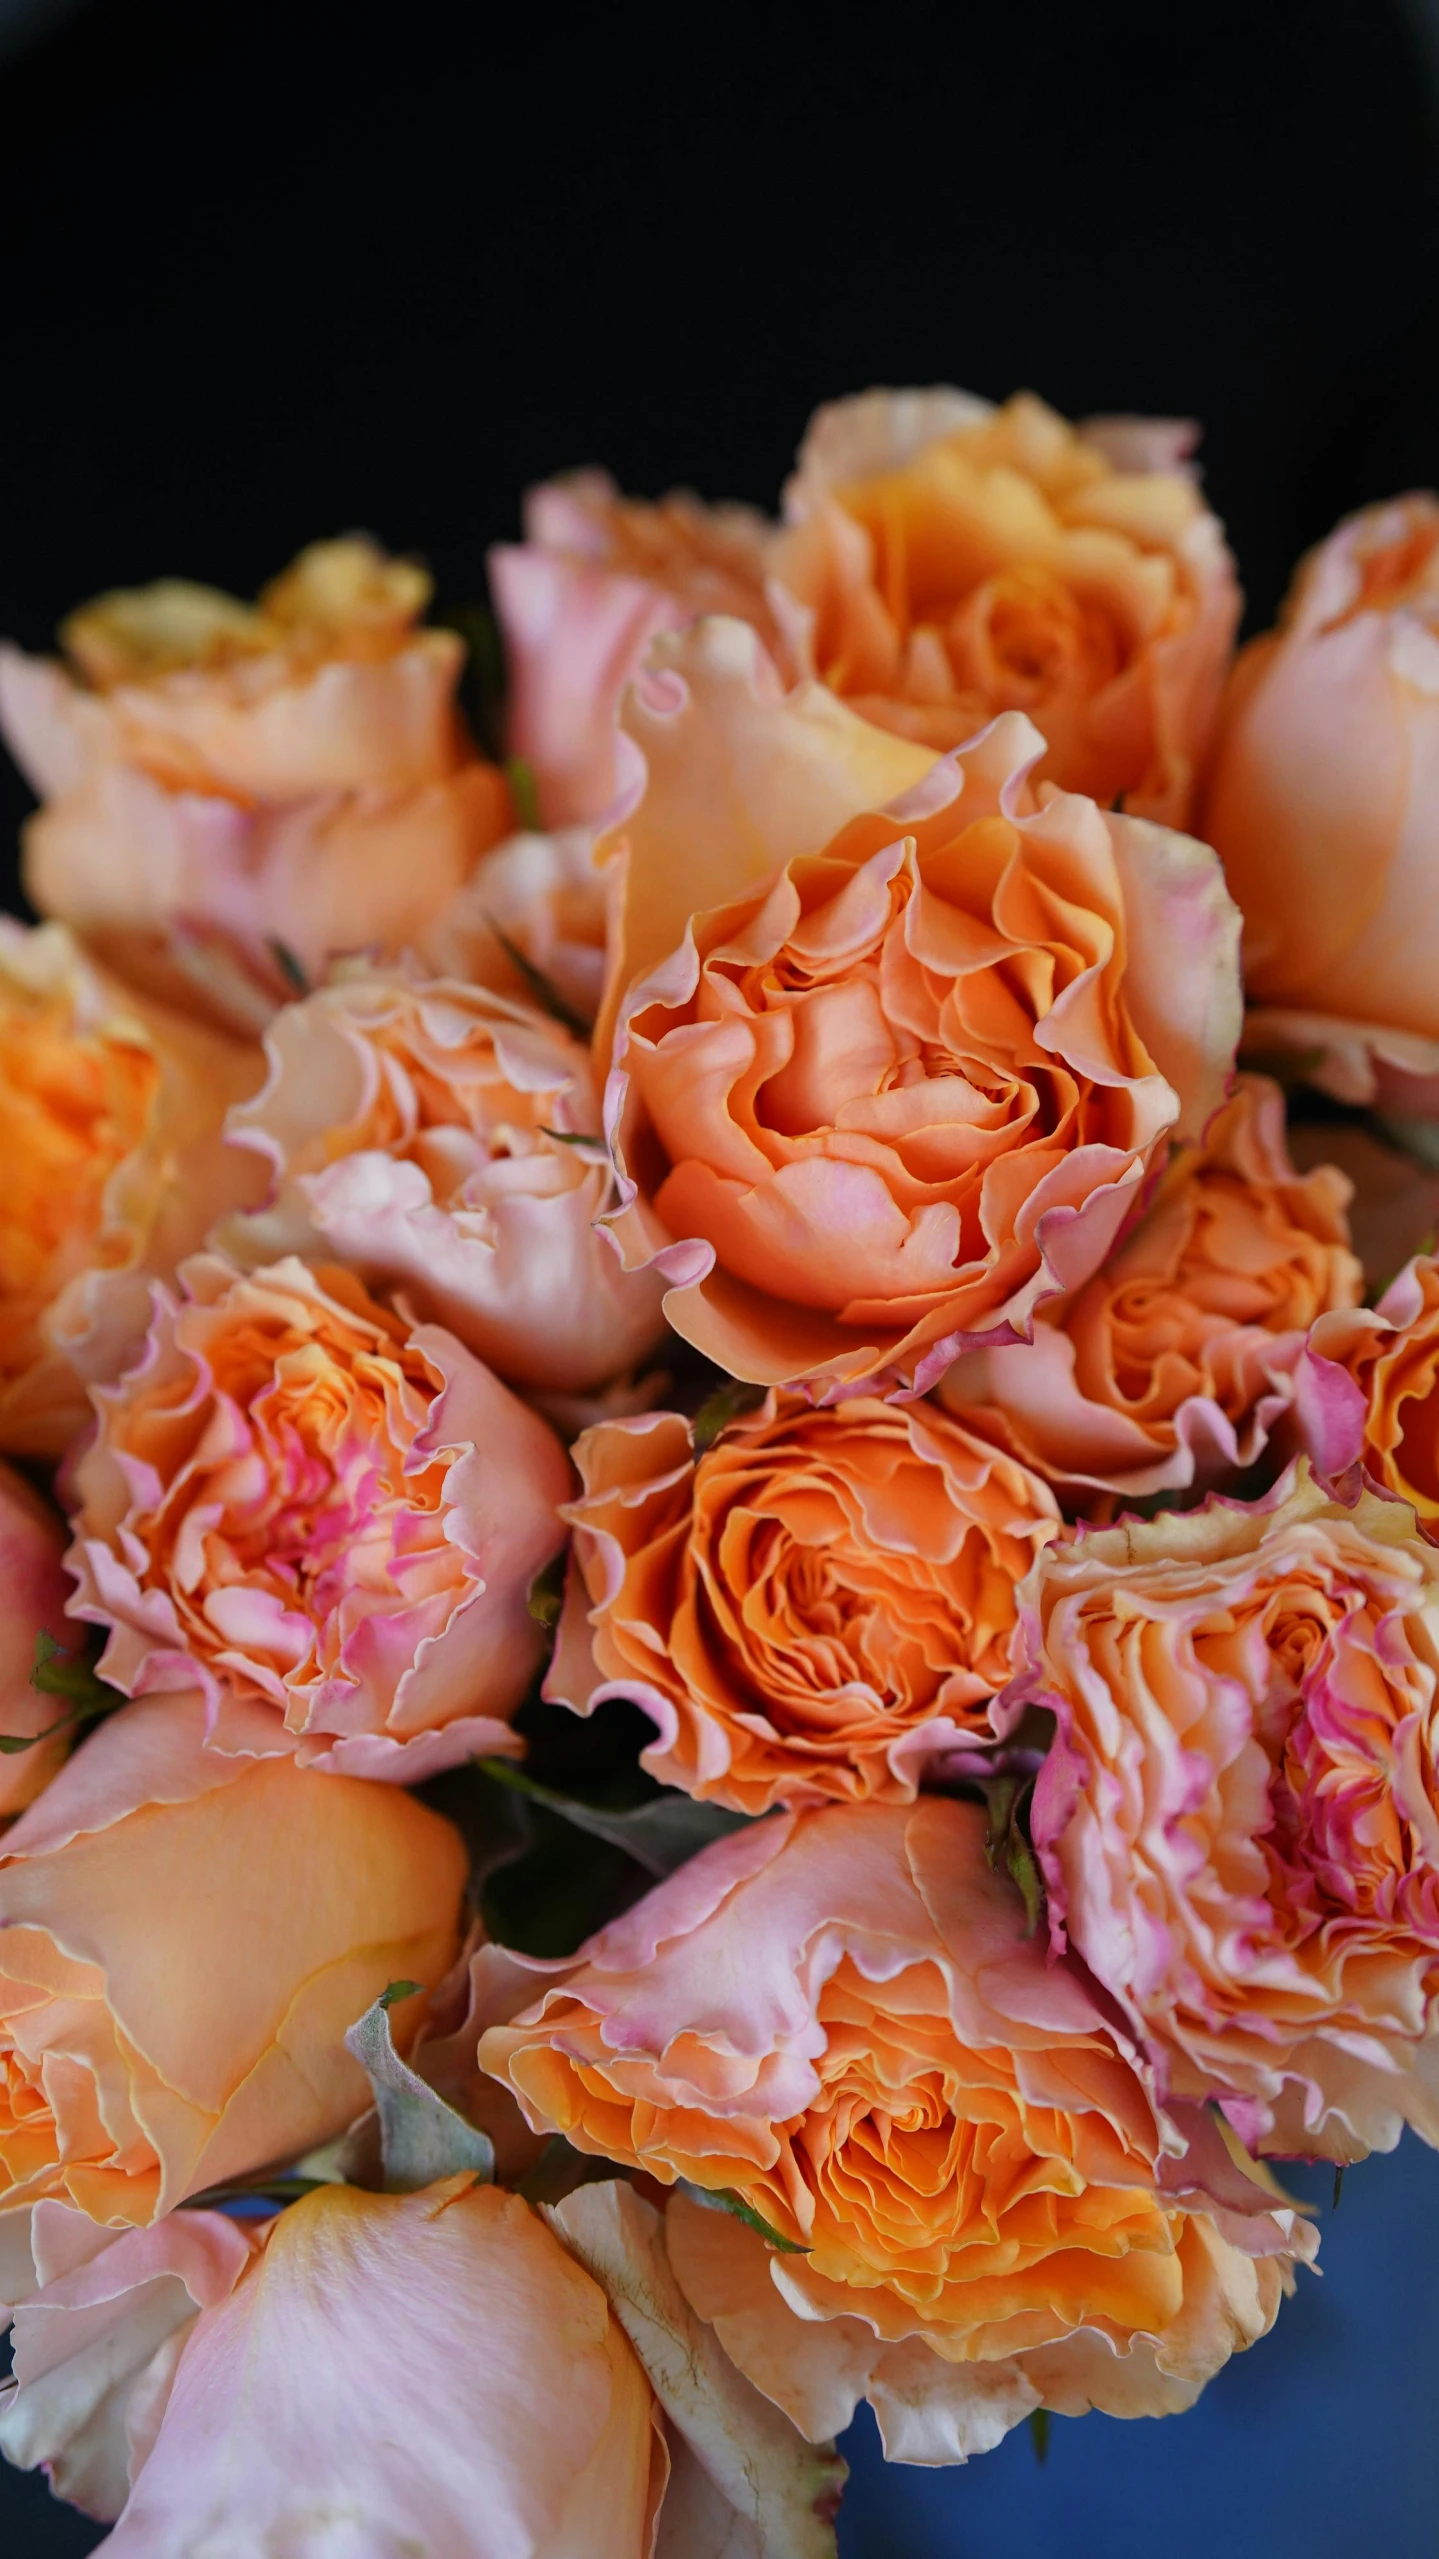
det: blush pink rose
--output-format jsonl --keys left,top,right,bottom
{"left": 938, "top": 1075, "right": 1362, "bottom": 1504}
{"left": 216, "top": 965, "right": 667, "bottom": 1393}
{"left": 600, "top": 619, "right": 1242, "bottom": 1395}
{"left": 491, "top": 472, "right": 775, "bottom": 826}
{"left": 1015, "top": 1463, "right": 1439, "bottom": 2159}
{"left": 480, "top": 1798, "right": 1313, "bottom": 2458}
{"left": 1202, "top": 494, "right": 1439, "bottom": 1109}
{"left": 95, "top": 2174, "right": 843, "bottom": 2559}
{"left": 493, "top": 392, "right": 1238, "bottom": 834}
{"left": 0, "top": 2203, "right": 263, "bottom": 2520}
{"left": 546, "top": 1394, "right": 1060, "bottom": 1812}
{"left": 64, "top": 1253, "right": 570, "bottom": 1779}
{"left": 0, "top": 539, "right": 512, "bottom": 1032}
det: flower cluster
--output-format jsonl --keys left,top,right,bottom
{"left": 0, "top": 390, "right": 1436, "bottom": 2550}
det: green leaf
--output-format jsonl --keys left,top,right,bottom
{"left": 526, "top": 1553, "right": 568, "bottom": 1631}
{"left": 518, "top": 2136, "right": 632, "bottom": 2209}
{"left": 378, "top": 1978, "right": 422, "bottom": 2010}
{"left": 682, "top": 2182, "right": 809, "bottom": 2255}
{"left": 482, "top": 911, "right": 593, "bottom": 1039}
{"left": 266, "top": 937, "right": 310, "bottom": 997}
{"left": 981, "top": 1767, "right": 1044, "bottom": 1936}
{"left": 3, "top": 1632, "right": 124, "bottom": 1752}
{"left": 691, "top": 1378, "right": 766, "bottom": 1454}
{"left": 478, "top": 1757, "right": 750, "bottom": 1881}
{"left": 1029, "top": 2407, "right": 1050, "bottom": 2466}
{"left": 539, "top": 1125, "right": 608, "bottom": 1154}
{"left": 31, "top": 1629, "right": 119, "bottom": 1717}
{"left": 505, "top": 755, "right": 542, "bottom": 831}
{"left": 1006, "top": 1825, "right": 1044, "bottom": 1938}
{"left": 344, "top": 1993, "right": 495, "bottom": 2193}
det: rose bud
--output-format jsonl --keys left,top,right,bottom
{"left": 1202, "top": 493, "right": 1439, "bottom": 1110}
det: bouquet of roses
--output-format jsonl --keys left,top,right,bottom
{"left": 1, "top": 385, "right": 1437, "bottom": 2555}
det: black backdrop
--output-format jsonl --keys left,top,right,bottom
{"left": 2, "top": 1, "right": 1439, "bottom": 2550}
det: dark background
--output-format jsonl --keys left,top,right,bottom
{"left": 4, "top": 1, "right": 1439, "bottom": 2550}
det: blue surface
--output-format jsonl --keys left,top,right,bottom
{"left": 1, "top": 2140, "right": 1435, "bottom": 2553}
{"left": 835, "top": 2138, "right": 1439, "bottom": 2559}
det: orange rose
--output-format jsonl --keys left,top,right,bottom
{"left": 0, "top": 1694, "right": 466, "bottom": 2225}
{"left": 1306, "top": 1253, "right": 1439, "bottom": 1526}
{"left": 600, "top": 620, "right": 1242, "bottom": 1394}
{"left": 65, "top": 1253, "right": 570, "bottom": 1781}
{"left": 480, "top": 1800, "right": 1313, "bottom": 2456}
{"left": 1202, "top": 494, "right": 1439, "bottom": 1109}
{"left": 771, "top": 391, "right": 1239, "bottom": 824}
{"left": 547, "top": 1395, "right": 1060, "bottom": 1812}
{"left": 940, "top": 1075, "right": 1362, "bottom": 1503}
{"left": 0, "top": 539, "right": 511, "bottom": 1030}
{"left": 0, "top": 920, "right": 260, "bottom": 1458}
{"left": 495, "top": 393, "right": 1238, "bottom": 832}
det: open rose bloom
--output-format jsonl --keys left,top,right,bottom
{"left": 65, "top": 1254, "right": 569, "bottom": 1777}
{"left": 218, "top": 962, "right": 667, "bottom": 1392}
{"left": 0, "top": 920, "right": 261, "bottom": 1456}
{"left": 939, "top": 1074, "right": 1363, "bottom": 1502}
{"left": 0, "top": 539, "right": 512, "bottom": 1030}
{"left": 497, "top": 388, "right": 1238, "bottom": 831}
{"left": 1016, "top": 1466, "right": 1439, "bottom": 2158}
{"left": 600, "top": 620, "right": 1242, "bottom": 1395}
{"left": 548, "top": 1394, "right": 1060, "bottom": 1810}
{"left": 481, "top": 1800, "right": 1314, "bottom": 2458}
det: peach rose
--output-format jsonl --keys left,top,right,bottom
{"left": 98, "top": 2181, "right": 663, "bottom": 2558}
{"left": 601, "top": 621, "right": 1242, "bottom": 1395}
{"left": 0, "top": 920, "right": 261, "bottom": 1459}
{"left": 1016, "top": 1463, "right": 1439, "bottom": 2159}
{"left": 65, "top": 1253, "right": 570, "bottom": 1780}
{"left": 0, "top": 2203, "right": 262, "bottom": 2520}
{"left": 0, "top": 538, "right": 511, "bottom": 1031}
{"left": 0, "top": 1693, "right": 466, "bottom": 2224}
{"left": 938, "top": 1075, "right": 1362, "bottom": 1503}
{"left": 1304, "top": 1253, "right": 1439, "bottom": 1524}
{"left": 1203, "top": 494, "right": 1439, "bottom": 1109}
{"left": 480, "top": 1799, "right": 1313, "bottom": 2457}
{"left": 546, "top": 1395, "right": 1060, "bottom": 1813}
{"left": 216, "top": 964, "right": 667, "bottom": 1394}
{"left": 75, "top": 2174, "right": 842, "bottom": 2556}
{"left": 495, "top": 393, "right": 1238, "bottom": 832}
{"left": 0, "top": 1463, "right": 77, "bottom": 1824}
